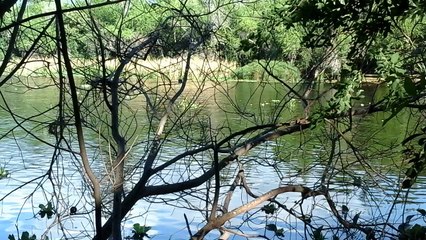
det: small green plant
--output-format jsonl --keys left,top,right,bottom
{"left": 38, "top": 202, "right": 54, "bottom": 219}
{"left": 0, "top": 167, "right": 9, "bottom": 179}
{"left": 127, "top": 223, "right": 151, "bottom": 240}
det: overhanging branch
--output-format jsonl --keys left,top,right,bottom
{"left": 95, "top": 103, "right": 387, "bottom": 239}
{"left": 192, "top": 185, "right": 323, "bottom": 239}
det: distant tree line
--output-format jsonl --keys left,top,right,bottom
{"left": 1, "top": 0, "right": 425, "bottom": 81}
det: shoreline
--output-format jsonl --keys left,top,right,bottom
{"left": 1, "top": 58, "right": 392, "bottom": 85}
{"left": 1, "top": 56, "right": 236, "bottom": 80}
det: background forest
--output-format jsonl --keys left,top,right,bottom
{"left": 1, "top": 0, "right": 426, "bottom": 239}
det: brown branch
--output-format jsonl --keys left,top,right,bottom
{"left": 95, "top": 104, "right": 386, "bottom": 239}
{"left": 192, "top": 185, "right": 323, "bottom": 239}
{"left": 54, "top": 0, "right": 102, "bottom": 236}
{"left": 219, "top": 227, "right": 268, "bottom": 239}
{"left": 209, "top": 147, "right": 221, "bottom": 220}
{"left": 141, "top": 25, "right": 208, "bottom": 187}
{"left": 407, "top": 104, "right": 426, "bottom": 110}
{"left": 322, "top": 187, "right": 376, "bottom": 239}
{"left": 222, "top": 168, "right": 244, "bottom": 213}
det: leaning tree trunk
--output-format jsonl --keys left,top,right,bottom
{"left": 54, "top": 0, "right": 103, "bottom": 236}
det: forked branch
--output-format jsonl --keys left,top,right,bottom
{"left": 192, "top": 185, "right": 323, "bottom": 240}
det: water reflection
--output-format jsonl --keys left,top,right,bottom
{"left": 0, "top": 81, "right": 424, "bottom": 239}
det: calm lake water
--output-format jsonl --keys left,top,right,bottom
{"left": 0, "top": 80, "right": 425, "bottom": 239}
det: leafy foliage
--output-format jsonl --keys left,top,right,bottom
{"left": 418, "top": 208, "right": 426, "bottom": 216}
{"left": 2, "top": 0, "right": 426, "bottom": 239}
{"left": 285, "top": 0, "right": 411, "bottom": 49}
{"left": 329, "top": 70, "right": 364, "bottom": 113}
{"left": 126, "top": 223, "right": 151, "bottom": 240}
{"left": 399, "top": 224, "right": 426, "bottom": 240}
{"left": 38, "top": 202, "right": 54, "bottom": 219}
{"left": 398, "top": 211, "right": 426, "bottom": 240}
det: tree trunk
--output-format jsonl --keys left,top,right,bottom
{"left": 54, "top": 0, "right": 103, "bottom": 236}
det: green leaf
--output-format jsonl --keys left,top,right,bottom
{"left": 417, "top": 208, "right": 426, "bottom": 216}
{"left": 404, "top": 79, "right": 417, "bottom": 96}
{"left": 390, "top": 53, "right": 399, "bottom": 64}
{"left": 8, "top": 235, "right": 15, "bottom": 240}
{"left": 275, "top": 228, "right": 284, "bottom": 237}
{"left": 313, "top": 226, "right": 325, "bottom": 240}
{"left": 405, "top": 224, "right": 426, "bottom": 238}
{"left": 402, "top": 133, "right": 423, "bottom": 145}
{"left": 402, "top": 178, "right": 414, "bottom": 189}
{"left": 353, "top": 212, "right": 360, "bottom": 224}
{"left": 266, "top": 223, "right": 277, "bottom": 231}
{"left": 38, "top": 202, "right": 54, "bottom": 219}
{"left": 353, "top": 176, "right": 362, "bottom": 187}
{"left": 132, "top": 223, "right": 151, "bottom": 235}
{"left": 342, "top": 205, "right": 349, "bottom": 214}
{"left": 21, "top": 232, "right": 30, "bottom": 240}
{"left": 406, "top": 167, "right": 417, "bottom": 178}
{"left": 261, "top": 204, "right": 277, "bottom": 214}
{"left": 406, "top": 215, "right": 415, "bottom": 223}
{"left": 419, "top": 138, "right": 426, "bottom": 146}
{"left": 133, "top": 223, "right": 143, "bottom": 233}
{"left": 398, "top": 222, "right": 410, "bottom": 231}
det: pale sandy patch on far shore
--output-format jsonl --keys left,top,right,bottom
{"left": 3, "top": 56, "right": 236, "bottom": 81}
